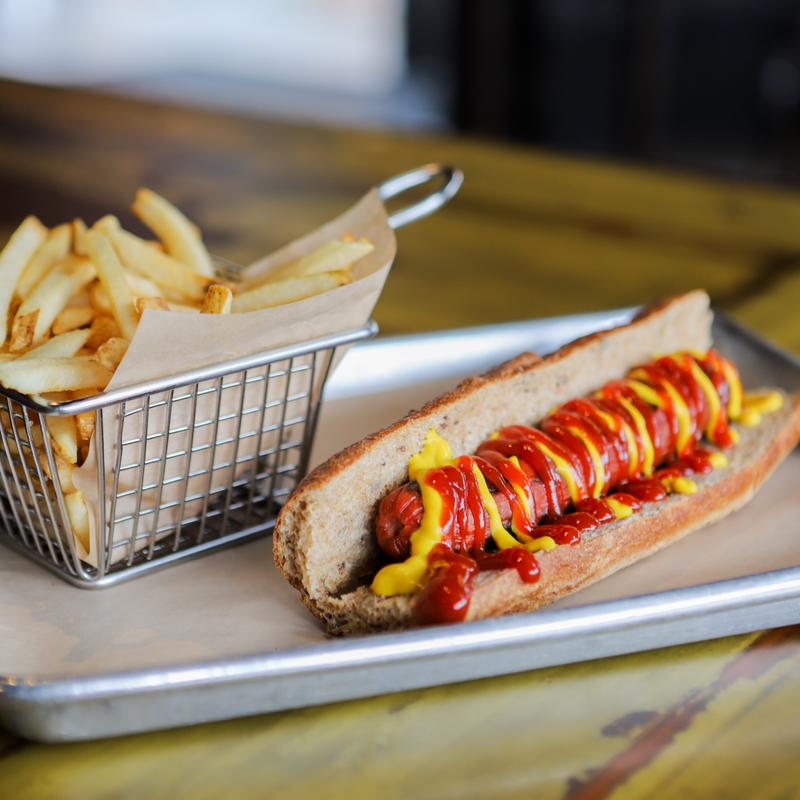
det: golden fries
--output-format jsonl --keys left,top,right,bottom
{"left": 52, "top": 306, "right": 95, "bottom": 335}
{"left": 76, "top": 411, "right": 96, "bottom": 444}
{"left": 84, "top": 230, "right": 138, "bottom": 339}
{"left": 11, "top": 255, "right": 96, "bottom": 348}
{"left": 132, "top": 188, "right": 214, "bottom": 277}
{"left": 64, "top": 490, "right": 90, "bottom": 552}
{"left": 0, "top": 358, "right": 112, "bottom": 394}
{"left": 259, "top": 238, "right": 374, "bottom": 285}
{"left": 99, "top": 215, "right": 212, "bottom": 302}
{"left": 232, "top": 271, "right": 351, "bottom": 313}
{"left": 200, "top": 284, "right": 232, "bottom": 314}
{"left": 21, "top": 329, "right": 91, "bottom": 359}
{"left": 16, "top": 223, "right": 72, "bottom": 299}
{"left": 0, "top": 189, "right": 373, "bottom": 514}
{"left": 72, "top": 218, "right": 90, "bottom": 257}
{"left": 93, "top": 336, "right": 129, "bottom": 371}
{"left": 0, "top": 216, "right": 48, "bottom": 347}
{"left": 89, "top": 281, "right": 112, "bottom": 314}
{"left": 85, "top": 315, "right": 120, "bottom": 350}
{"left": 42, "top": 452, "right": 76, "bottom": 493}
{"left": 134, "top": 296, "right": 169, "bottom": 316}
{"left": 46, "top": 415, "right": 78, "bottom": 464}
{"left": 9, "top": 310, "right": 39, "bottom": 352}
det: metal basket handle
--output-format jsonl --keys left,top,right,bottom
{"left": 378, "top": 164, "right": 464, "bottom": 230}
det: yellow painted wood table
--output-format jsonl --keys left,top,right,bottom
{"left": 1, "top": 80, "right": 799, "bottom": 799}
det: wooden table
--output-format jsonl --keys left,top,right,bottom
{"left": 0, "top": 80, "right": 798, "bottom": 798}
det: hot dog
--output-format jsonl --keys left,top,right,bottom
{"left": 375, "top": 348, "right": 735, "bottom": 559}
{"left": 274, "top": 292, "right": 800, "bottom": 635}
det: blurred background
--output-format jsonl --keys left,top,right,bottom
{"left": 2, "top": 0, "right": 800, "bottom": 185}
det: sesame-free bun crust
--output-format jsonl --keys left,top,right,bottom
{"left": 273, "top": 291, "right": 800, "bottom": 635}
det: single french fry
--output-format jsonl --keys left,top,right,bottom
{"left": 20, "top": 329, "right": 91, "bottom": 360}
{"left": 76, "top": 411, "right": 96, "bottom": 443}
{"left": 200, "top": 284, "right": 232, "bottom": 314}
{"left": 89, "top": 281, "right": 112, "bottom": 314}
{"left": 52, "top": 306, "right": 95, "bottom": 335}
{"left": 0, "top": 357, "right": 112, "bottom": 394}
{"left": 0, "top": 216, "right": 48, "bottom": 347}
{"left": 15, "top": 223, "right": 72, "bottom": 299}
{"left": 46, "top": 415, "right": 78, "bottom": 464}
{"left": 84, "top": 230, "right": 138, "bottom": 339}
{"left": 260, "top": 239, "right": 374, "bottom": 285}
{"left": 93, "top": 336, "right": 128, "bottom": 371}
{"left": 134, "top": 296, "right": 169, "bottom": 316}
{"left": 8, "top": 310, "right": 39, "bottom": 353}
{"left": 12, "top": 255, "right": 96, "bottom": 346}
{"left": 85, "top": 315, "right": 120, "bottom": 350}
{"left": 41, "top": 450, "right": 76, "bottom": 493}
{"left": 65, "top": 490, "right": 90, "bottom": 552}
{"left": 67, "top": 288, "right": 91, "bottom": 309}
{"left": 231, "top": 270, "right": 351, "bottom": 313}
{"left": 0, "top": 353, "right": 16, "bottom": 362}
{"left": 98, "top": 216, "right": 212, "bottom": 302}
{"left": 132, "top": 188, "right": 214, "bottom": 277}
{"left": 72, "top": 218, "right": 90, "bottom": 257}
{"left": 125, "top": 272, "right": 164, "bottom": 299}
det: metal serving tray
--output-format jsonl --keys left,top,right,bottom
{"left": 1, "top": 308, "right": 798, "bottom": 742}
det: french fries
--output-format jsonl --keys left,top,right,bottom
{"left": 84, "top": 230, "right": 138, "bottom": 340}
{"left": 232, "top": 271, "right": 351, "bottom": 313}
{"left": 0, "top": 216, "right": 48, "bottom": 347}
{"left": 200, "top": 284, "right": 232, "bottom": 314}
{"left": 72, "top": 218, "right": 90, "bottom": 257}
{"left": 76, "top": 411, "right": 96, "bottom": 444}
{"left": 85, "top": 315, "right": 120, "bottom": 350}
{"left": 46, "top": 415, "right": 79, "bottom": 464}
{"left": 132, "top": 188, "right": 214, "bottom": 277}
{"left": 16, "top": 223, "right": 72, "bottom": 299}
{"left": 42, "top": 451, "right": 76, "bottom": 493}
{"left": 21, "top": 329, "right": 92, "bottom": 359}
{"left": 93, "top": 336, "right": 128, "bottom": 371}
{"left": 52, "top": 306, "right": 95, "bottom": 335}
{"left": 65, "top": 490, "right": 90, "bottom": 552}
{"left": 125, "top": 271, "right": 165, "bottom": 299}
{"left": 0, "top": 358, "right": 112, "bottom": 394}
{"left": 98, "top": 215, "right": 212, "bottom": 302}
{"left": 11, "top": 255, "right": 96, "bottom": 348}
{"left": 134, "top": 296, "right": 169, "bottom": 316}
{"left": 260, "top": 238, "right": 374, "bottom": 284}
{"left": 0, "top": 189, "right": 374, "bottom": 548}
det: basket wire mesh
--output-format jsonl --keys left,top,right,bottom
{"left": 0, "top": 325, "right": 376, "bottom": 587}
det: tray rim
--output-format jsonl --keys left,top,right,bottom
{"left": 3, "top": 562, "right": 800, "bottom": 704}
{"left": 2, "top": 305, "right": 798, "bottom": 739}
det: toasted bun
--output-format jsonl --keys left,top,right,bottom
{"left": 273, "top": 291, "right": 800, "bottom": 634}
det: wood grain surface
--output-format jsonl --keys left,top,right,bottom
{"left": 0, "top": 79, "right": 799, "bottom": 799}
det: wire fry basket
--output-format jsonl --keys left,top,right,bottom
{"left": 0, "top": 164, "right": 463, "bottom": 587}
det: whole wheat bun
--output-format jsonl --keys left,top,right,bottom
{"left": 274, "top": 291, "right": 800, "bottom": 635}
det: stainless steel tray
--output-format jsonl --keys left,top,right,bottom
{"left": 1, "top": 308, "right": 798, "bottom": 742}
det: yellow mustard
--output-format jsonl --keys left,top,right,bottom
{"left": 566, "top": 424, "right": 606, "bottom": 497}
{"left": 735, "top": 391, "right": 783, "bottom": 427}
{"left": 372, "top": 429, "right": 453, "bottom": 596}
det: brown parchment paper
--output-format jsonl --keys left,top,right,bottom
{"left": 70, "top": 189, "right": 396, "bottom": 566}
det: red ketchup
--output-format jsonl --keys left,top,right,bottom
{"left": 417, "top": 545, "right": 479, "bottom": 625}
{"left": 418, "top": 545, "right": 541, "bottom": 625}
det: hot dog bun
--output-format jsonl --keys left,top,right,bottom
{"left": 273, "top": 291, "right": 800, "bottom": 634}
